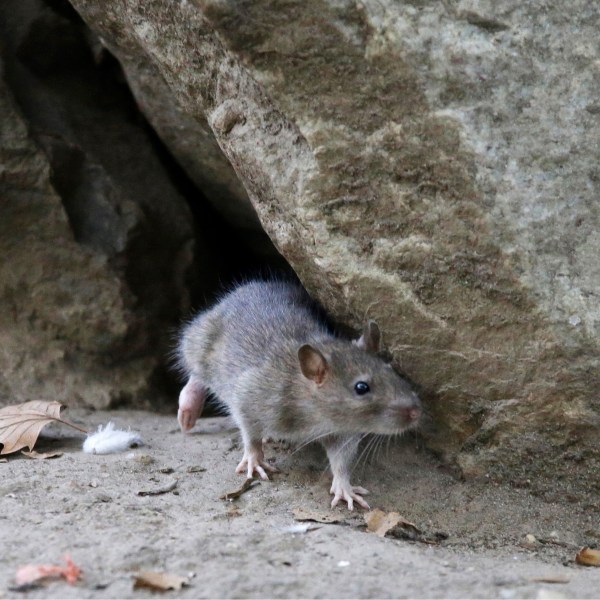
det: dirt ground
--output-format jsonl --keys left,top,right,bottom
{"left": 1, "top": 409, "right": 599, "bottom": 599}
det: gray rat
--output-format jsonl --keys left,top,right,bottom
{"left": 177, "top": 280, "right": 421, "bottom": 510}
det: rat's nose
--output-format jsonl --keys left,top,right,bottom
{"left": 400, "top": 406, "right": 421, "bottom": 423}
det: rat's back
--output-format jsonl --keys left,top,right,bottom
{"left": 178, "top": 280, "right": 327, "bottom": 384}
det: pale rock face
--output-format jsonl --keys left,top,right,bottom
{"left": 365, "top": 0, "right": 600, "bottom": 337}
{"left": 49, "top": 0, "right": 600, "bottom": 489}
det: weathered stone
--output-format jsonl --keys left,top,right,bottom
{"left": 64, "top": 0, "right": 600, "bottom": 489}
{"left": 0, "top": 57, "right": 139, "bottom": 407}
{"left": 115, "top": 53, "right": 260, "bottom": 233}
{"left": 0, "top": 0, "right": 210, "bottom": 408}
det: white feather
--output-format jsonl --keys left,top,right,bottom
{"left": 83, "top": 422, "right": 143, "bottom": 454}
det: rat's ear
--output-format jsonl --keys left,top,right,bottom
{"left": 298, "top": 344, "right": 329, "bottom": 385}
{"left": 355, "top": 320, "right": 380, "bottom": 354}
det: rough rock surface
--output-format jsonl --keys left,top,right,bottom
{"left": 0, "top": 0, "right": 209, "bottom": 408}
{"left": 0, "top": 59, "right": 142, "bottom": 408}
{"left": 117, "top": 54, "right": 269, "bottom": 254}
{"left": 66, "top": 0, "right": 600, "bottom": 489}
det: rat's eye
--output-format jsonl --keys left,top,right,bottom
{"left": 354, "top": 381, "right": 370, "bottom": 396}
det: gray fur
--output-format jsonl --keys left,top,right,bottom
{"left": 177, "top": 279, "right": 421, "bottom": 508}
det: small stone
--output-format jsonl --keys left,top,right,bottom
{"left": 521, "top": 533, "right": 539, "bottom": 549}
{"left": 186, "top": 465, "right": 206, "bottom": 473}
{"left": 535, "top": 589, "right": 568, "bottom": 599}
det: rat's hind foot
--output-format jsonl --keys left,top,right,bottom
{"left": 236, "top": 442, "right": 278, "bottom": 480}
{"left": 178, "top": 376, "right": 207, "bottom": 432}
{"left": 330, "top": 477, "right": 370, "bottom": 511}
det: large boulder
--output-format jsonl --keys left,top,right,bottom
{"left": 41, "top": 0, "right": 600, "bottom": 489}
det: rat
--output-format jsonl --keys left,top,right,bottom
{"left": 176, "top": 280, "right": 421, "bottom": 510}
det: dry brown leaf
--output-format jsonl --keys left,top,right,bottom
{"left": 15, "top": 555, "right": 82, "bottom": 586}
{"left": 364, "top": 510, "right": 447, "bottom": 545}
{"left": 292, "top": 508, "right": 345, "bottom": 524}
{"left": 576, "top": 547, "right": 600, "bottom": 566}
{"left": 133, "top": 571, "right": 189, "bottom": 591}
{"left": 365, "top": 509, "right": 421, "bottom": 538}
{"left": 0, "top": 401, "right": 87, "bottom": 455}
{"left": 22, "top": 450, "right": 63, "bottom": 460}
{"left": 219, "top": 478, "right": 259, "bottom": 501}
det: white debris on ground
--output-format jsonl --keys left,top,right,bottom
{"left": 83, "top": 422, "right": 142, "bottom": 454}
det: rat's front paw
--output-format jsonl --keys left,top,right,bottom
{"left": 330, "top": 479, "right": 370, "bottom": 511}
{"left": 236, "top": 446, "right": 278, "bottom": 480}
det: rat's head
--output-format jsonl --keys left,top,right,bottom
{"left": 298, "top": 321, "right": 421, "bottom": 435}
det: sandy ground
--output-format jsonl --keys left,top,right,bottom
{"left": 1, "top": 409, "right": 599, "bottom": 599}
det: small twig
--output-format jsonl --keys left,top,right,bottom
{"left": 538, "top": 537, "right": 579, "bottom": 549}
{"left": 219, "top": 478, "right": 259, "bottom": 501}
{"left": 138, "top": 480, "right": 178, "bottom": 496}
{"left": 55, "top": 418, "right": 89, "bottom": 435}
{"left": 529, "top": 576, "right": 570, "bottom": 584}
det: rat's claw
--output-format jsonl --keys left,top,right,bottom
{"left": 236, "top": 448, "right": 278, "bottom": 480}
{"left": 330, "top": 481, "right": 370, "bottom": 511}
